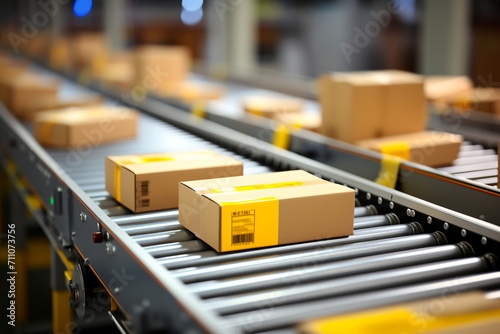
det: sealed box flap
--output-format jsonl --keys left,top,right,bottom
{"left": 107, "top": 150, "right": 242, "bottom": 175}
{"left": 181, "top": 170, "right": 353, "bottom": 204}
{"left": 329, "top": 70, "right": 423, "bottom": 86}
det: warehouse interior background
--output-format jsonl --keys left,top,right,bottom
{"left": 1, "top": 0, "right": 500, "bottom": 334}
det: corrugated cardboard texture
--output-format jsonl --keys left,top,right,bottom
{"left": 319, "top": 70, "right": 427, "bottom": 143}
{"left": 180, "top": 170, "right": 355, "bottom": 252}
{"left": 106, "top": 151, "right": 243, "bottom": 213}
{"left": 33, "top": 106, "right": 138, "bottom": 148}
{"left": 356, "top": 131, "right": 463, "bottom": 167}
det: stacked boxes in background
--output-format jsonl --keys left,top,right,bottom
{"left": 179, "top": 170, "right": 355, "bottom": 252}
{"left": 319, "top": 70, "right": 427, "bottom": 143}
{"left": 105, "top": 151, "right": 243, "bottom": 213}
{"left": 33, "top": 106, "right": 138, "bottom": 148}
{"left": 134, "top": 45, "right": 191, "bottom": 95}
{"left": 318, "top": 70, "right": 462, "bottom": 167}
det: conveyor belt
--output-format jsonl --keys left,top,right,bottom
{"left": 39, "top": 113, "right": 500, "bottom": 332}
{"left": 2, "top": 67, "right": 500, "bottom": 333}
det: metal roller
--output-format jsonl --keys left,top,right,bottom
{"left": 131, "top": 229, "right": 194, "bottom": 246}
{"left": 188, "top": 243, "right": 471, "bottom": 298}
{"left": 143, "top": 240, "right": 210, "bottom": 258}
{"left": 159, "top": 224, "right": 421, "bottom": 269}
{"left": 352, "top": 213, "right": 398, "bottom": 229}
{"left": 209, "top": 257, "right": 490, "bottom": 315}
{"left": 113, "top": 210, "right": 179, "bottom": 225}
{"left": 354, "top": 205, "right": 377, "bottom": 217}
{"left": 172, "top": 232, "right": 445, "bottom": 283}
{"left": 222, "top": 271, "right": 500, "bottom": 333}
{"left": 121, "top": 221, "right": 182, "bottom": 236}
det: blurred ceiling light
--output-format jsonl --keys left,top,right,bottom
{"left": 74, "top": 0, "right": 93, "bottom": 17}
{"left": 182, "top": 0, "right": 204, "bottom": 12}
{"left": 181, "top": 8, "right": 203, "bottom": 26}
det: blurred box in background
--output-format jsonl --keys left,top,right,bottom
{"left": 134, "top": 45, "right": 191, "bottom": 94}
{"left": 356, "top": 131, "right": 463, "bottom": 167}
{"left": 0, "top": 74, "right": 59, "bottom": 119}
{"left": 319, "top": 70, "right": 427, "bottom": 143}
{"left": 243, "top": 96, "right": 303, "bottom": 120}
{"left": 424, "top": 76, "right": 473, "bottom": 102}
{"left": 33, "top": 105, "right": 138, "bottom": 148}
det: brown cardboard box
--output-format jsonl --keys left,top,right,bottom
{"left": 356, "top": 131, "right": 463, "bottom": 167}
{"left": 71, "top": 32, "right": 107, "bottom": 70}
{"left": 134, "top": 45, "right": 191, "bottom": 93}
{"left": 319, "top": 70, "right": 427, "bottom": 143}
{"left": 33, "top": 106, "right": 138, "bottom": 148}
{"left": 179, "top": 170, "right": 354, "bottom": 252}
{"left": 106, "top": 151, "right": 243, "bottom": 213}
{"left": 446, "top": 88, "right": 500, "bottom": 115}
{"left": 243, "top": 96, "right": 303, "bottom": 119}
{"left": 424, "top": 76, "right": 473, "bottom": 101}
{"left": 0, "top": 74, "right": 59, "bottom": 119}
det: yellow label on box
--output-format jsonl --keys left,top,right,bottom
{"left": 210, "top": 181, "right": 304, "bottom": 194}
{"left": 220, "top": 197, "right": 279, "bottom": 251}
{"left": 380, "top": 142, "right": 410, "bottom": 160}
{"left": 375, "top": 155, "right": 401, "bottom": 189}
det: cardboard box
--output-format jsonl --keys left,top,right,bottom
{"left": 356, "top": 131, "right": 463, "bottom": 167}
{"left": 71, "top": 32, "right": 107, "bottom": 70}
{"left": 0, "top": 74, "right": 59, "bottom": 119}
{"left": 243, "top": 96, "right": 303, "bottom": 120}
{"left": 298, "top": 291, "right": 500, "bottom": 334}
{"left": 179, "top": 170, "right": 354, "bottom": 252}
{"left": 424, "top": 76, "right": 473, "bottom": 101}
{"left": 134, "top": 45, "right": 191, "bottom": 92}
{"left": 33, "top": 106, "right": 138, "bottom": 148}
{"left": 446, "top": 88, "right": 500, "bottom": 115}
{"left": 106, "top": 151, "right": 243, "bottom": 213}
{"left": 319, "top": 70, "right": 427, "bottom": 143}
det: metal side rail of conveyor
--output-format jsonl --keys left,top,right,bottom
{"left": 1, "top": 70, "right": 500, "bottom": 333}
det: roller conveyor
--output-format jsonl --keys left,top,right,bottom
{"left": 2, "top": 67, "right": 500, "bottom": 334}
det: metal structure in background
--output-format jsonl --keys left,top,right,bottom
{"left": 1, "top": 65, "right": 500, "bottom": 333}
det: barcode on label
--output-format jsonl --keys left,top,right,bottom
{"left": 232, "top": 233, "right": 254, "bottom": 245}
{"left": 139, "top": 181, "right": 149, "bottom": 196}
{"left": 231, "top": 209, "right": 255, "bottom": 245}
{"left": 138, "top": 199, "right": 150, "bottom": 208}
